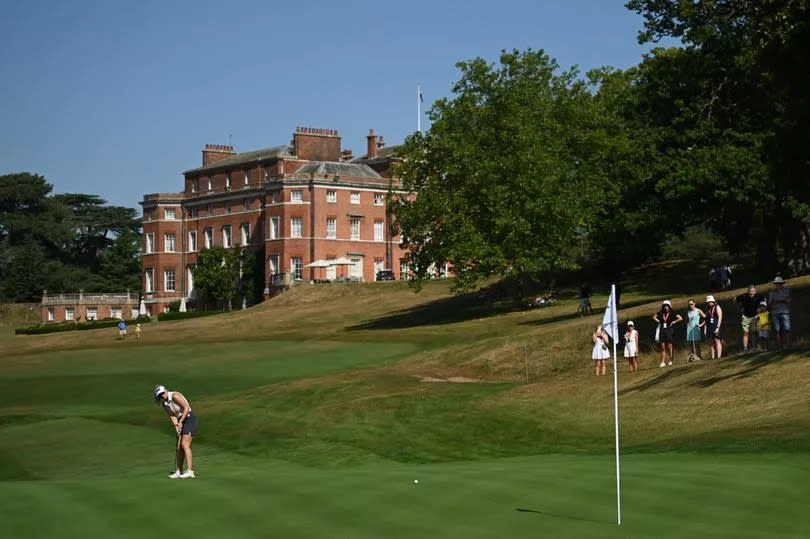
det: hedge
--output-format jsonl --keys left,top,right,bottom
{"left": 157, "top": 310, "right": 226, "bottom": 322}
{"left": 15, "top": 316, "right": 153, "bottom": 335}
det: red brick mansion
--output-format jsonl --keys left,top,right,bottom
{"left": 140, "top": 127, "right": 407, "bottom": 314}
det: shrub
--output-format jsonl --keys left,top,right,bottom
{"left": 167, "top": 300, "right": 182, "bottom": 313}
{"left": 156, "top": 310, "right": 226, "bottom": 322}
{"left": 15, "top": 317, "right": 152, "bottom": 335}
{"left": 661, "top": 225, "right": 730, "bottom": 264}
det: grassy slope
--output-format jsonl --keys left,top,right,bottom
{"left": 1, "top": 267, "right": 809, "bottom": 537}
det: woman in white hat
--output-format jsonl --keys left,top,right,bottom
{"left": 704, "top": 295, "right": 723, "bottom": 358}
{"left": 154, "top": 385, "right": 197, "bottom": 479}
{"left": 591, "top": 325, "right": 610, "bottom": 376}
{"left": 652, "top": 300, "right": 683, "bottom": 367}
{"left": 623, "top": 321, "right": 639, "bottom": 371}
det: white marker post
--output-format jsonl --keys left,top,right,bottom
{"left": 602, "top": 284, "right": 621, "bottom": 525}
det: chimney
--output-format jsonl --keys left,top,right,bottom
{"left": 202, "top": 144, "right": 236, "bottom": 166}
{"left": 292, "top": 127, "right": 341, "bottom": 161}
{"left": 377, "top": 135, "right": 385, "bottom": 149}
{"left": 341, "top": 148, "right": 354, "bottom": 161}
{"left": 366, "top": 129, "right": 378, "bottom": 159}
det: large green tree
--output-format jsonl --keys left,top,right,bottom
{"left": 193, "top": 246, "right": 241, "bottom": 310}
{"left": 391, "top": 49, "right": 619, "bottom": 294}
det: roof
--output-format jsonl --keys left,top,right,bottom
{"left": 350, "top": 145, "right": 402, "bottom": 161}
{"left": 295, "top": 161, "right": 381, "bottom": 178}
{"left": 185, "top": 145, "right": 293, "bottom": 174}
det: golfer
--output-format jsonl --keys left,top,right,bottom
{"left": 154, "top": 385, "right": 196, "bottom": 478}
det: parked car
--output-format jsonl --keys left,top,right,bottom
{"left": 376, "top": 270, "right": 395, "bottom": 281}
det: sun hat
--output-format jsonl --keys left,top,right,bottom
{"left": 662, "top": 300, "right": 672, "bottom": 307}
{"left": 773, "top": 276, "right": 785, "bottom": 284}
{"left": 154, "top": 385, "right": 167, "bottom": 399}
{"left": 706, "top": 295, "right": 716, "bottom": 303}
{"left": 627, "top": 320, "right": 634, "bottom": 326}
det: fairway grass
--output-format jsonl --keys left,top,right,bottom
{"left": 1, "top": 452, "right": 807, "bottom": 538}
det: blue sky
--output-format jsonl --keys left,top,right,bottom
{"left": 1, "top": 0, "right": 660, "bottom": 211}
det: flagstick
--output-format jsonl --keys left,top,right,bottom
{"left": 417, "top": 83, "right": 422, "bottom": 133}
{"left": 611, "top": 283, "right": 622, "bottom": 525}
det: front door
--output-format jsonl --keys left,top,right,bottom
{"left": 350, "top": 257, "right": 364, "bottom": 281}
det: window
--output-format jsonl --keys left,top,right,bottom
{"left": 189, "top": 207, "right": 198, "bottom": 218}
{"left": 244, "top": 170, "right": 250, "bottom": 185}
{"left": 226, "top": 202, "right": 232, "bottom": 214}
{"left": 374, "top": 259, "right": 384, "bottom": 277}
{"left": 208, "top": 177, "right": 214, "bottom": 191}
{"left": 326, "top": 259, "right": 336, "bottom": 280}
{"left": 350, "top": 219, "right": 360, "bottom": 240}
{"left": 222, "top": 225, "right": 232, "bottom": 248}
{"left": 47, "top": 307, "right": 55, "bottom": 321}
{"left": 188, "top": 231, "right": 197, "bottom": 252}
{"left": 165, "top": 208, "right": 176, "bottom": 220}
{"left": 164, "top": 305, "right": 170, "bottom": 313}
{"left": 264, "top": 166, "right": 271, "bottom": 181}
{"left": 111, "top": 308, "right": 122, "bottom": 320}
{"left": 326, "top": 218, "right": 336, "bottom": 239}
{"left": 164, "top": 270, "right": 176, "bottom": 291}
{"left": 241, "top": 223, "right": 250, "bottom": 245}
{"left": 269, "top": 216, "right": 280, "bottom": 239}
{"left": 374, "top": 193, "right": 385, "bottom": 206}
{"left": 271, "top": 191, "right": 280, "bottom": 203}
{"left": 204, "top": 227, "right": 213, "bottom": 248}
{"left": 187, "top": 266, "right": 196, "bottom": 297}
{"left": 207, "top": 203, "right": 213, "bottom": 215}
{"left": 327, "top": 190, "right": 337, "bottom": 203}
{"left": 291, "top": 257, "right": 303, "bottom": 280}
{"left": 191, "top": 178, "right": 198, "bottom": 193}
{"left": 291, "top": 190, "right": 303, "bottom": 203}
{"left": 268, "top": 254, "right": 280, "bottom": 275}
{"left": 65, "top": 307, "right": 74, "bottom": 321}
{"left": 164, "top": 233, "right": 176, "bottom": 253}
{"left": 145, "top": 268, "right": 154, "bottom": 293}
{"left": 243, "top": 198, "right": 250, "bottom": 210}
{"left": 131, "top": 308, "right": 139, "bottom": 319}
{"left": 400, "top": 261, "right": 409, "bottom": 280}
{"left": 145, "top": 232, "right": 154, "bottom": 254}
{"left": 350, "top": 192, "right": 360, "bottom": 204}
{"left": 226, "top": 174, "right": 232, "bottom": 190}
{"left": 374, "top": 221, "right": 384, "bottom": 242}
{"left": 291, "top": 217, "right": 303, "bottom": 238}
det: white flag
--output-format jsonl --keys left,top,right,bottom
{"left": 602, "top": 285, "right": 618, "bottom": 342}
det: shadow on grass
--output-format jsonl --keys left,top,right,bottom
{"left": 346, "top": 292, "right": 520, "bottom": 331}
{"left": 515, "top": 508, "right": 610, "bottom": 524}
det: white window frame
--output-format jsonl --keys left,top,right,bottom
{"left": 164, "top": 233, "right": 176, "bottom": 253}
{"left": 47, "top": 307, "right": 55, "bottom": 321}
{"left": 189, "top": 207, "right": 198, "bottom": 218}
{"left": 291, "top": 257, "right": 303, "bottom": 280}
{"left": 145, "top": 232, "right": 154, "bottom": 254}
{"left": 86, "top": 307, "right": 98, "bottom": 321}
{"left": 188, "top": 231, "right": 197, "bottom": 252}
{"left": 222, "top": 225, "right": 232, "bottom": 248}
{"left": 225, "top": 174, "right": 232, "bottom": 191}
{"left": 269, "top": 216, "right": 280, "bottom": 240}
{"left": 145, "top": 268, "right": 154, "bottom": 293}
{"left": 187, "top": 265, "right": 196, "bottom": 297}
{"left": 208, "top": 177, "right": 214, "bottom": 191}
{"left": 191, "top": 178, "right": 198, "bottom": 193}
{"left": 164, "top": 270, "right": 176, "bottom": 292}
{"left": 327, "top": 190, "right": 337, "bottom": 203}
{"left": 111, "top": 308, "right": 122, "bottom": 320}
{"left": 65, "top": 307, "right": 74, "bottom": 321}
{"left": 243, "top": 198, "right": 250, "bottom": 210}
{"left": 350, "top": 192, "right": 361, "bottom": 204}
{"left": 291, "top": 190, "right": 303, "bottom": 203}
{"left": 226, "top": 202, "right": 232, "bottom": 214}
{"left": 204, "top": 228, "right": 213, "bottom": 248}
{"left": 350, "top": 219, "right": 360, "bottom": 240}
{"left": 268, "top": 254, "right": 280, "bottom": 275}
{"left": 326, "top": 218, "right": 336, "bottom": 239}
{"left": 374, "top": 221, "right": 384, "bottom": 242}
{"left": 165, "top": 208, "right": 176, "bottom": 220}
{"left": 400, "top": 261, "right": 409, "bottom": 280}
{"left": 374, "top": 193, "right": 385, "bottom": 206}
{"left": 291, "top": 217, "right": 303, "bottom": 238}
{"left": 244, "top": 170, "right": 250, "bottom": 185}
{"left": 241, "top": 223, "right": 250, "bottom": 245}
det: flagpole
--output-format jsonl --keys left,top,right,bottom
{"left": 611, "top": 283, "right": 622, "bottom": 525}
{"left": 417, "top": 83, "right": 422, "bottom": 133}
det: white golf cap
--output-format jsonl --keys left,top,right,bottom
{"left": 662, "top": 300, "right": 672, "bottom": 307}
{"left": 627, "top": 320, "right": 634, "bottom": 326}
{"left": 154, "top": 385, "right": 167, "bottom": 398}
{"left": 706, "top": 295, "right": 716, "bottom": 303}
{"left": 773, "top": 276, "right": 785, "bottom": 284}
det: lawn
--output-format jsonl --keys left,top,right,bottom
{"left": 1, "top": 270, "right": 809, "bottom": 537}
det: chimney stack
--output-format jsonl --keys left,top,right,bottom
{"left": 366, "top": 129, "right": 378, "bottom": 159}
{"left": 202, "top": 143, "right": 236, "bottom": 166}
{"left": 341, "top": 148, "right": 354, "bottom": 161}
{"left": 292, "top": 126, "right": 341, "bottom": 161}
{"left": 377, "top": 135, "right": 385, "bottom": 149}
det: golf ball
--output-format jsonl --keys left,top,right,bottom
{"left": 414, "top": 479, "right": 419, "bottom": 484}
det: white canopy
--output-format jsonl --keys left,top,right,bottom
{"left": 330, "top": 257, "right": 354, "bottom": 266}
{"left": 305, "top": 259, "right": 331, "bottom": 268}
{"left": 139, "top": 299, "right": 147, "bottom": 316}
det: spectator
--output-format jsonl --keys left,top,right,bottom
{"left": 756, "top": 301, "right": 770, "bottom": 352}
{"left": 768, "top": 276, "right": 791, "bottom": 349}
{"left": 685, "top": 299, "right": 706, "bottom": 361}
{"left": 721, "top": 264, "right": 733, "bottom": 289}
{"left": 135, "top": 323, "right": 142, "bottom": 340}
{"left": 735, "top": 285, "right": 765, "bottom": 354}
{"left": 117, "top": 320, "right": 127, "bottom": 339}
{"left": 705, "top": 295, "right": 724, "bottom": 358}
{"left": 591, "top": 325, "right": 610, "bottom": 376}
{"left": 623, "top": 321, "right": 639, "bottom": 372}
{"left": 578, "top": 283, "right": 593, "bottom": 316}
{"left": 652, "top": 300, "right": 683, "bottom": 368}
